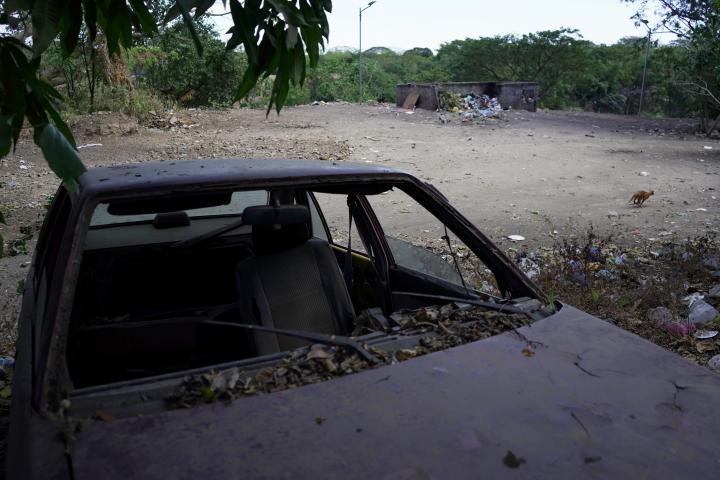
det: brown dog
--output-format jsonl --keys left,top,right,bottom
{"left": 628, "top": 190, "right": 654, "bottom": 207}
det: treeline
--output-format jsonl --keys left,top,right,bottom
{"left": 42, "top": 24, "right": 713, "bottom": 121}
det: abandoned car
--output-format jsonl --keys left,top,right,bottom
{"left": 7, "top": 158, "right": 720, "bottom": 479}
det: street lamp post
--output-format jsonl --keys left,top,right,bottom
{"left": 358, "top": 1, "right": 377, "bottom": 102}
{"left": 638, "top": 19, "right": 652, "bottom": 116}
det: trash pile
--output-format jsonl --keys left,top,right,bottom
{"left": 144, "top": 111, "right": 199, "bottom": 130}
{"left": 165, "top": 305, "right": 531, "bottom": 409}
{"left": 438, "top": 91, "right": 502, "bottom": 120}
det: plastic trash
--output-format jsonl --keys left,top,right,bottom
{"left": 683, "top": 292, "right": 704, "bottom": 306}
{"left": 507, "top": 235, "right": 525, "bottom": 242}
{"left": 596, "top": 269, "right": 616, "bottom": 281}
{"left": 650, "top": 307, "right": 696, "bottom": 337}
{"left": 614, "top": 254, "right": 626, "bottom": 265}
{"left": 518, "top": 257, "right": 540, "bottom": 279}
{"left": 694, "top": 330, "right": 719, "bottom": 340}
{"left": 0, "top": 356, "right": 15, "bottom": 368}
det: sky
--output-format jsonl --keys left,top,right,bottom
{"left": 212, "top": 0, "right": 672, "bottom": 52}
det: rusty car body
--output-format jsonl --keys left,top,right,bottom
{"left": 7, "top": 159, "right": 720, "bottom": 479}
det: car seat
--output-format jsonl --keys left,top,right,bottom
{"left": 236, "top": 204, "right": 356, "bottom": 354}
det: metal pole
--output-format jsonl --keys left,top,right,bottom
{"left": 359, "top": 7, "right": 363, "bottom": 101}
{"left": 638, "top": 26, "right": 651, "bottom": 115}
{"left": 358, "top": 2, "right": 376, "bottom": 103}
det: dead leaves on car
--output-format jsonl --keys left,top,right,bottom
{"left": 165, "top": 305, "right": 532, "bottom": 410}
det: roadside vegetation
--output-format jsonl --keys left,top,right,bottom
{"left": 38, "top": 25, "right": 718, "bottom": 123}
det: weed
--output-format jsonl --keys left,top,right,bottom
{"left": 6, "top": 236, "right": 30, "bottom": 256}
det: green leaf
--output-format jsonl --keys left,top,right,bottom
{"left": 128, "top": 0, "right": 159, "bottom": 35}
{"left": 31, "top": 0, "right": 64, "bottom": 56}
{"left": 81, "top": 0, "right": 97, "bottom": 40}
{"left": 228, "top": 0, "right": 259, "bottom": 63}
{"left": 286, "top": 25, "right": 299, "bottom": 50}
{"left": 234, "top": 65, "right": 259, "bottom": 101}
{"left": 60, "top": 0, "right": 83, "bottom": 57}
{"left": 0, "top": 115, "right": 12, "bottom": 158}
{"left": 34, "top": 124, "right": 86, "bottom": 193}
{"left": 266, "top": 0, "right": 307, "bottom": 27}
{"left": 177, "top": 0, "right": 204, "bottom": 55}
{"left": 194, "top": 0, "right": 216, "bottom": 18}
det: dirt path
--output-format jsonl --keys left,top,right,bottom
{"left": 1, "top": 104, "right": 718, "bottom": 354}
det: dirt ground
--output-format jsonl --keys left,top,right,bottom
{"left": 1, "top": 103, "right": 719, "bottom": 355}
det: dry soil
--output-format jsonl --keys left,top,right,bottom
{"left": 1, "top": 103, "right": 718, "bottom": 354}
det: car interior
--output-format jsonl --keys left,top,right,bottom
{"left": 66, "top": 186, "right": 519, "bottom": 388}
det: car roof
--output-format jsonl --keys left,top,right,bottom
{"left": 78, "top": 158, "right": 410, "bottom": 198}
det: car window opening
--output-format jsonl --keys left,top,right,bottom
{"left": 67, "top": 186, "right": 547, "bottom": 392}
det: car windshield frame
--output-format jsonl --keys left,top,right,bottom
{"left": 40, "top": 173, "right": 543, "bottom": 409}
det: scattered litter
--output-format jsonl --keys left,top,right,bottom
{"left": 596, "top": 269, "right": 616, "bottom": 281}
{"left": 518, "top": 257, "right": 540, "bottom": 279}
{"left": 696, "top": 208, "right": 708, "bottom": 212}
{"left": 0, "top": 356, "right": 14, "bottom": 368}
{"left": 507, "top": 235, "right": 525, "bottom": 242}
{"left": 694, "top": 330, "right": 719, "bottom": 340}
{"left": 703, "top": 146, "right": 713, "bottom": 150}
{"left": 77, "top": 143, "right": 103, "bottom": 149}
{"left": 709, "top": 284, "right": 720, "bottom": 299}
{"left": 639, "top": 171, "right": 649, "bottom": 176}
{"left": 145, "top": 112, "right": 197, "bottom": 130}
{"left": 607, "top": 211, "right": 619, "bottom": 218}
{"left": 684, "top": 292, "right": 705, "bottom": 306}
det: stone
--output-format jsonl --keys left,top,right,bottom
{"left": 708, "top": 355, "right": 720, "bottom": 372}
{"left": 688, "top": 300, "right": 720, "bottom": 326}
{"left": 647, "top": 306, "right": 674, "bottom": 325}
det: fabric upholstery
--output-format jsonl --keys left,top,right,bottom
{"left": 237, "top": 236, "right": 356, "bottom": 354}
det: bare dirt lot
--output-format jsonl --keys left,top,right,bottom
{"left": 1, "top": 103, "right": 719, "bottom": 355}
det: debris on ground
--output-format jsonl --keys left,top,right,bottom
{"left": 514, "top": 230, "right": 720, "bottom": 367}
{"left": 144, "top": 111, "right": 199, "bottom": 130}
{"left": 165, "top": 305, "right": 531, "bottom": 409}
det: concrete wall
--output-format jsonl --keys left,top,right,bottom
{"left": 395, "top": 84, "right": 439, "bottom": 110}
{"left": 396, "top": 81, "right": 539, "bottom": 112}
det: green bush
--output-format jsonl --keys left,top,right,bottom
{"left": 132, "top": 21, "right": 247, "bottom": 107}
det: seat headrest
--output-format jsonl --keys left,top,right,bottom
{"left": 243, "top": 205, "right": 311, "bottom": 254}
{"left": 243, "top": 205, "right": 310, "bottom": 227}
